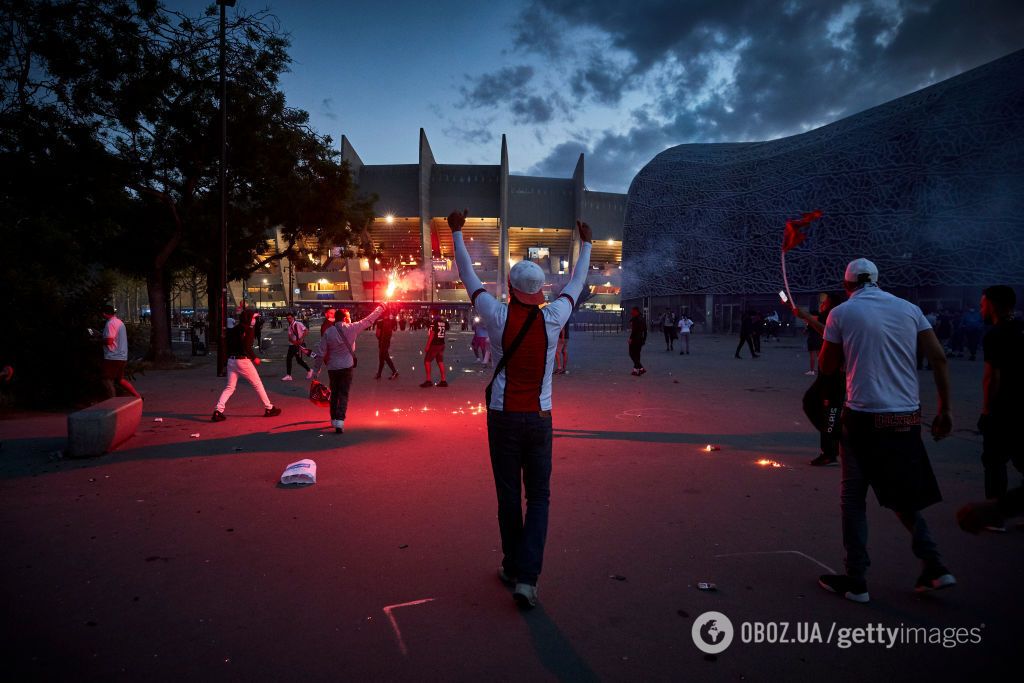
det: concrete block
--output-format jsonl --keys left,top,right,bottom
{"left": 67, "top": 397, "right": 143, "bottom": 458}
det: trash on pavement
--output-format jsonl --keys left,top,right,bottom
{"left": 280, "top": 459, "right": 316, "bottom": 486}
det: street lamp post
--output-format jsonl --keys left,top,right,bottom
{"left": 215, "top": 0, "right": 236, "bottom": 377}
{"left": 260, "top": 277, "right": 268, "bottom": 309}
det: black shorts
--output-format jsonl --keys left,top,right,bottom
{"left": 102, "top": 359, "right": 126, "bottom": 382}
{"left": 842, "top": 409, "right": 942, "bottom": 511}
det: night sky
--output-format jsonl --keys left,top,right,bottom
{"left": 167, "top": 1, "right": 1024, "bottom": 192}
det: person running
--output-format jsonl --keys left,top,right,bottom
{"left": 977, "top": 285, "right": 1024, "bottom": 530}
{"left": 282, "top": 311, "right": 312, "bottom": 381}
{"left": 310, "top": 305, "right": 386, "bottom": 433}
{"left": 420, "top": 310, "right": 450, "bottom": 387}
{"left": 734, "top": 311, "right": 758, "bottom": 359}
{"left": 375, "top": 312, "right": 399, "bottom": 380}
{"left": 817, "top": 258, "right": 954, "bottom": 604}
{"left": 211, "top": 312, "right": 280, "bottom": 421}
{"left": 100, "top": 304, "right": 141, "bottom": 399}
{"left": 448, "top": 209, "right": 592, "bottom": 610}
{"left": 628, "top": 307, "right": 647, "bottom": 375}
{"left": 677, "top": 313, "right": 693, "bottom": 355}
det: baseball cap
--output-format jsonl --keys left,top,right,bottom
{"left": 509, "top": 260, "right": 546, "bottom": 305}
{"left": 844, "top": 258, "right": 879, "bottom": 285}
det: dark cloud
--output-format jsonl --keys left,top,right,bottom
{"left": 518, "top": 0, "right": 1024, "bottom": 191}
{"left": 442, "top": 120, "right": 495, "bottom": 145}
{"left": 320, "top": 97, "right": 338, "bottom": 121}
{"left": 462, "top": 65, "right": 535, "bottom": 106}
{"left": 511, "top": 95, "right": 555, "bottom": 123}
{"left": 459, "top": 64, "right": 565, "bottom": 124}
{"left": 569, "top": 53, "right": 634, "bottom": 105}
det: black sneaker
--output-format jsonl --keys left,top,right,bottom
{"left": 374, "top": 374, "right": 382, "bottom": 380}
{"left": 437, "top": 380, "right": 449, "bottom": 387}
{"left": 915, "top": 566, "right": 956, "bottom": 592}
{"left": 810, "top": 454, "right": 838, "bottom": 467}
{"left": 638, "top": 368, "right": 647, "bottom": 375}
{"left": 211, "top": 410, "right": 226, "bottom": 422}
{"left": 819, "top": 574, "right": 869, "bottom": 603}
{"left": 264, "top": 406, "right": 281, "bottom": 417}
{"left": 419, "top": 380, "right": 434, "bottom": 388}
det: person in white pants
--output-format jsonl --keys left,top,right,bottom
{"left": 212, "top": 315, "right": 281, "bottom": 421}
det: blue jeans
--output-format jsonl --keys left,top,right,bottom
{"left": 487, "top": 410, "right": 553, "bottom": 586}
{"left": 840, "top": 431, "right": 942, "bottom": 578}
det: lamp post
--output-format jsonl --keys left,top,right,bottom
{"left": 215, "top": 0, "right": 236, "bottom": 377}
{"left": 260, "top": 277, "right": 268, "bottom": 309}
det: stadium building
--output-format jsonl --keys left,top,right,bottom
{"left": 245, "top": 130, "right": 627, "bottom": 319}
{"left": 622, "top": 49, "right": 1024, "bottom": 333}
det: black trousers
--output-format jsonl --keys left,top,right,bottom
{"left": 982, "top": 416, "right": 1024, "bottom": 499}
{"left": 286, "top": 344, "right": 310, "bottom": 374}
{"left": 328, "top": 367, "right": 353, "bottom": 421}
{"left": 628, "top": 341, "right": 644, "bottom": 369}
{"left": 735, "top": 334, "right": 756, "bottom": 357}
{"left": 487, "top": 410, "right": 553, "bottom": 586}
{"left": 377, "top": 341, "right": 397, "bottom": 376}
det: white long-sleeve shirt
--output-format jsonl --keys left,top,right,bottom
{"left": 454, "top": 231, "right": 591, "bottom": 411}
{"left": 311, "top": 306, "right": 384, "bottom": 372}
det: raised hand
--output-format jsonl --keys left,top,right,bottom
{"left": 447, "top": 209, "right": 469, "bottom": 232}
{"left": 576, "top": 220, "right": 592, "bottom": 243}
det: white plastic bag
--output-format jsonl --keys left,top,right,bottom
{"left": 280, "top": 459, "right": 316, "bottom": 486}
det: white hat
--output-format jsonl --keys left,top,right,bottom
{"left": 509, "top": 260, "right": 546, "bottom": 305}
{"left": 844, "top": 258, "right": 879, "bottom": 284}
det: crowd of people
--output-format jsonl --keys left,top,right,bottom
{"left": 89, "top": 214, "right": 1021, "bottom": 613}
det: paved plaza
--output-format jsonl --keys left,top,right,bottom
{"left": 2, "top": 326, "right": 1020, "bottom": 681}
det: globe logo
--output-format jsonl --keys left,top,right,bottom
{"left": 692, "top": 611, "right": 735, "bottom": 654}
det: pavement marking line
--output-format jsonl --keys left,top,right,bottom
{"left": 713, "top": 550, "right": 837, "bottom": 574}
{"left": 383, "top": 598, "right": 436, "bottom": 657}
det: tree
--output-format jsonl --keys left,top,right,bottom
{"left": 12, "top": 0, "right": 370, "bottom": 363}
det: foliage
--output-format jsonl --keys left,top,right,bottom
{"left": 1, "top": 0, "right": 373, "bottom": 406}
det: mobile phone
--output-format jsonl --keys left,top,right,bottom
{"left": 778, "top": 290, "right": 788, "bottom": 303}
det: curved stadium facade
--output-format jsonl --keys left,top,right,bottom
{"left": 622, "top": 49, "right": 1024, "bottom": 332}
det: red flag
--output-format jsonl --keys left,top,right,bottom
{"left": 781, "top": 210, "right": 823, "bottom": 253}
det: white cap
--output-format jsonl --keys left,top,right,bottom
{"left": 509, "top": 260, "right": 546, "bottom": 305}
{"left": 844, "top": 258, "right": 879, "bottom": 284}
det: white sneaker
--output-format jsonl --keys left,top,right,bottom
{"left": 804, "top": 370, "right": 817, "bottom": 376}
{"left": 330, "top": 419, "right": 344, "bottom": 429}
{"left": 281, "top": 375, "right": 293, "bottom": 381}
{"left": 305, "top": 369, "right": 314, "bottom": 380}
{"left": 513, "top": 583, "right": 538, "bottom": 609}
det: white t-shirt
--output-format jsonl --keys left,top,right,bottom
{"left": 824, "top": 286, "right": 931, "bottom": 413}
{"left": 103, "top": 316, "right": 128, "bottom": 361}
{"left": 678, "top": 318, "right": 693, "bottom": 334}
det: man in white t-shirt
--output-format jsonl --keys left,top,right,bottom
{"left": 677, "top": 314, "right": 693, "bottom": 355}
{"left": 816, "top": 258, "right": 954, "bottom": 604}
{"left": 100, "top": 304, "right": 140, "bottom": 399}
